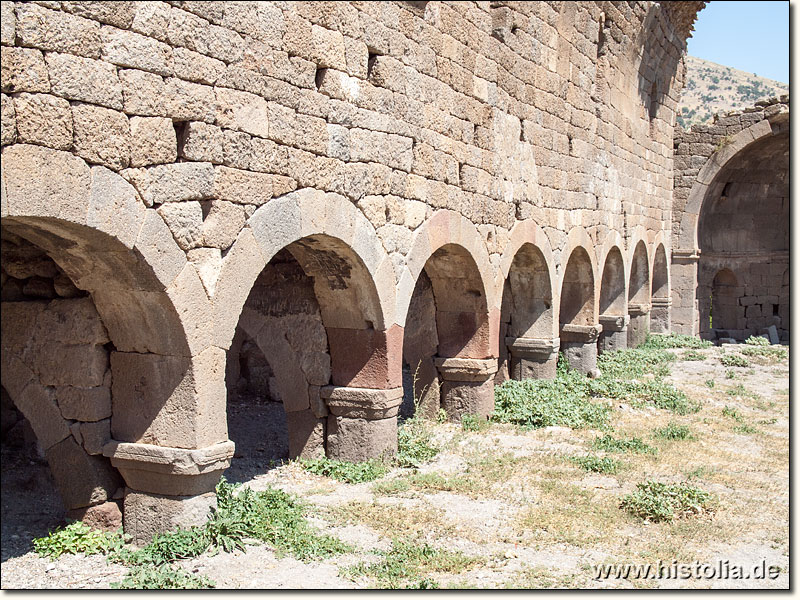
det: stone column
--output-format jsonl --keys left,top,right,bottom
{"left": 321, "top": 386, "right": 403, "bottom": 462}
{"left": 671, "top": 249, "right": 700, "bottom": 336}
{"left": 104, "top": 440, "right": 235, "bottom": 546}
{"left": 627, "top": 303, "right": 650, "bottom": 348}
{"left": 434, "top": 357, "right": 498, "bottom": 421}
{"left": 505, "top": 336, "right": 560, "bottom": 380}
{"left": 560, "top": 323, "right": 602, "bottom": 376}
{"left": 650, "top": 297, "right": 672, "bottom": 333}
{"left": 598, "top": 314, "right": 629, "bottom": 353}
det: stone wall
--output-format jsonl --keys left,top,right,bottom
{"left": 1, "top": 1, "right": 704, "bottom": 541}
{"left": 671, "top": 96, "right": 789, "bottom": 339}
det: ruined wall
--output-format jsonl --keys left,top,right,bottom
{"left": 671, "top": 96, "right": 789, "bottom": 339}
{"left": 1, "top": 1, "right": 703, "bottom": 539}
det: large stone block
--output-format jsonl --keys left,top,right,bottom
{"left": 13, "top": 93, "right": 73, "bottom": 150}
{"left": 46, "top": 52, "right": 123, "bottom": 110}
{"left": 326, "top": 414, "right": 397, "bottom": 462}
{"left": 200, "top": 200, "right": 246, "bottom": 249}
{"left": 215, "top": 87, "right": 270, "bottom": 138}
{"left": 440, "top": 378, "right": 495, "bottom": 421}
{"left": 327, "top": 326, "right": 403, "bottom": 389}
{"left": 66, "top": 501, "right": 123, "bottom": 532}
{"left": 123, "top": 490, "right": 216, "bottom": 546}
{"left": 119, "top": 69, "right": 167, "bottom": 116}
{"left": 1, "top": 93, "right": 15, "bottom": 146}
{"left": 157, "top": 201, "right": 204, "bottom": 250}
{"left": 46, "top": 436, "right": 122, "bottom": 510}
{"left": 1, "top": 47, "right": 50, "bottom": 94}
{"left": 129, "top": 116, "right": 177, "bottom": 167}
{"left": 561, "top": 340, "right": 598, "bottom": 376}
{"left": 286, "top": 409, "right": 325, "bottom": 459}
{"left": 124, "top": 162, "right": 214, "bottom": 206}
{"left": 101, "top": 26, "right": 173, "bottom": 76}
{"left": 72, "top": 103, "right": 131, "bottom": 170}
{"left": 57, "top": 385, "right": 112, "bottom": 422}
{"left": 16, "top": 3, "right": 102, "bottom": 58}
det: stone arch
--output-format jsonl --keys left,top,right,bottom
{"left": 214, "top": 189, "right": 399, "bottom": 462}
{"left": 650, "top": 241, "right": 671, "bottom": 333}
{"left": 497, "top": 220, "right": 558, "bottom": 381}
{"left": 2, "top": 145, "right": 229, "bottom": 538}
{"left": 627, "top": 239, "right": 651, "bottom": 347}
{"left": 558, "top": 229, "right": 600, "bottom": 375}
{"left": 398, "top": 210, "right": 497, "bottom": 422}
{"left": 597, "top": 233, "right": 628, "bottom": 353}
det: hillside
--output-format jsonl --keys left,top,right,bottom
{"left": 677, "top": 55, "right": 789, "bottom": 129}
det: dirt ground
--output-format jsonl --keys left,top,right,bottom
{"left": 0, "top": 343, "right": 789, "bottom": 589}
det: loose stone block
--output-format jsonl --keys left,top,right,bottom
{"left": 66, "top": 501, "right": 123, "bottom": 532}
{"left": 13, "top": 93, "right": 73, "bottom": 150}
{"left": 129, "top": 116, "right": 177, "bottom": 167}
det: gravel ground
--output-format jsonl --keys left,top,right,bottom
{"left": 1, "top": 344, "right": 789, "bottom": 589}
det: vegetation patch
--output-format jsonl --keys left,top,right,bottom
{"left": 395, "top": 414, "right": 440, "bottom": 468}
{"left": 640, "top": 333, "right": 712, "bottom": 350}
{"left": 653, "top": 422, "right": 695, "bottom": 441}
{"left": 620, "top": 481, "right": 715, "bottom": 522}
{"left": 592, "top": 434, "right": 657, "bottom": 454}
{"left": 740, "top": 345, "right": 788, "bottom": 363}
{"left": 571, "top": 455, "right": 621, "bottom": 474}
{"left": 461, "top": 413, "right": 490, "bottom": 432}
{"left": 681, "top": 350, "right": 706, "bottom": 361}
{"left": 112, "top": 564, "right": 215, "bottom": 590}
{"left": 345, "top": 539, "right": 479, "bottom": 588}
{"left": 720, "top": 353, "right": 749, "bottom": 368}
{"left": 300, "top": 457, "right": 388, "bottom": 484}
{"left": 34, "top": 522, "right": 124, "bottom": 560}
{"left": 745, "top": 336, "right": 769, "bottom": 346}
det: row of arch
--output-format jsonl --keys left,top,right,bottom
{"left": 1, "top": 144, "right": 671, "bottom": 525}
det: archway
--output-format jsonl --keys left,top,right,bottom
{"left": 627, "top": 240, "right": 651, "bottom": 347}
{"left": 650, "top": 243, "right": 671, "bottom": 333}
{"left": 696, "top": 130, "right": 789, "bottom": 341}
{"left": 215, "top": 190, "right": 400, "bottom": 462}
{"left": 499, "top": 243, "right": 556, "bottom": 381}
{"left": 702, "top": 268, "right": 741, "bottom": 338}
{"left": 598, "top": 245, "right": 628, "bottom": 353}
{"left": 559, "top": 244, "right": 599, "bottom": 375}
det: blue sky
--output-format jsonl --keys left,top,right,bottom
{"left": 687, "top": 1, "right": 790, "bottom": 83}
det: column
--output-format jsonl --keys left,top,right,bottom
{"left": 650, "top": 297, "right": 672, "bottom": 333}
{"left": 434, "top": 357, "right": 498, "bottom": 421}
{"left": 505, "top": 336, "right": 560, "bottom": 380}
{"left": 598, "top": 314, "right": 629, "bottom": 353}
{"left": 627, "top": 303, "right": 650, "bottom": 348}
{"left": 671, "top": 249, "right": 700, "bottom": 336}
{"left": 560, "top": 323, "right": 602, "bottom": 376}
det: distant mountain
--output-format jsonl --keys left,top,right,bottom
{"left": 677, "top": 55, "right": 789, "bottom": 129}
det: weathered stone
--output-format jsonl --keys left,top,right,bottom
{"left": 179, "top": 121, "right": 224, "bottom": 163}
{"left": 123, "top": 490, "right": 216, "bottom": 546}
{"left": 186, "top": 247, "right": 222, "bottom": 296}
{"left": 13, "top": 93, "right": 73, "bottom": 150}
{"left": 46, "top": 435, "right": 121, "bottom": 509}
{"left": 157, "top": 201, "right": 204, "bottom": 251}
{"left": 131, "top": 2, "right": 173, "bottom": 41}
{"left": 129, "top": 116, "right": 177, "bottom": 167}
{"left": 119, "top": 68, "right": 167, "bottom": 116}
{"left": 62, "top": 2, "right": 137, "bottom": 28}
{"left": 80, "top": 419, "right": 111, "bottom": 455}
{"left": 213, "top": 166, "right": 274, "bottom": 205}
{"left": 72, "top": 103, "right": 131, "bottom": 170}
{"left": 66, "top": 501, "right": 123, "bottom": 532}
{"left": 46, "top": 52, "right": 123, "bottom": 110}
{"left": 123, "top": 162, "right": 214, "bottom": 206}
{"left": 57, "top": 385, "right": 112, "bottom": 422}
{"left": 16, "top": 3, "right": 102, "bottom": 58}
{"left": 1, "top": 93, "right": 16, "bottom": 146}
{"left": 0, "top": 1, "right": 15, "bottom": 45}
{"left": 286, "top": 409, "right": 325, "bottom": 459}
{"left": 215, "top": 87, "right": 270, "bottom": 138}
{"left": 1, "top": 47, "right": 50, "bottom": 94}
{"left": 200, "top": 200, "right": 246, "bottom": 249}
{"left": 101, "top": 26, "right": 173, "bottom": 76}
{"left": 326, "top": 415, "right": 397, "bottom": 462}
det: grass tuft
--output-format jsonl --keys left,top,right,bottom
{"left": 592, "top": 434, "right": 657, "bottom": 454}
{"left": 640, "top": 333, "right": 712, "bottom": 350}
{"left": 300, "top": 457, "right": 388, "bottom": 484}
{"left": 720, "top": 353, "right": 749, "bottom": 368}
{"left": 112, "top": 564, "right": 215, "bottom": 589}
{"left": 571, "top": 455, "right": 621, "bottom": 474}
{"left": 653, "top": 422, "right": 695, "bottom": 441}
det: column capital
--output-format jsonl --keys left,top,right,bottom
{"left": 103, "top": 440, "right": 235, "bottom": 496}
{"left": 434, "top": 357, "right": 498, "bottom": 381}
{"left": 320, "top": 385, "right": 403, "bottom": 419}
{"left": 560, "top": 323, "right": 602, "bottom": 343}
{"left": 628, "top": 303, "right": 651, "bottom": 316}
{"left": 651, "top": 297, "right": 673, "bottom": 307}
{"left": 505, "top": 336, "right": 560, "bottom": 359}
{"left": 672, "top": 248, "right": 700, "bottom": 262}
{"left": 598, "top": 314, "right": 629, "bottom": 331}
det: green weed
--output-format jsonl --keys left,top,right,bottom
{"left": 33, "top": 522, "right": 124, "bottom": 560}
{"left": 396, "top": 415, "right": 440, "bottom": 468}
{"left": 592, "top": 434, "right": 657, "bottom": 454}
{"left": 653, "top": 422, "right": 695, "bottom": 441}
{"left": 745, "top": 336, "right": 770, "bottom": 346}
{"left": 640, "top": 333, "right": 712, "bottom": 350}
{"left": 620, "top": 481, "right": 715, "bottom": 522}
{"left": 345, "top": 539, "right": 478, "bottom": 588}
{"left": 681, "top": 350, "right": 706, "bottom": 361}
{"left": 720, "top": 354, "right": 749, "bottom": 368}
{"left": 571, "top": 455, "right": 621, "bottom": 474}
{"left": 705, "top": 379, "right": 715, "bottom": 388}
{"left": 300, "top": 457, "right": 388, "bottom": 484}
{"left": 112, "top": 564, "right": 215, "bottom": 589}
{"left": 461, "top": 413, "right": 490, "bottom": 432}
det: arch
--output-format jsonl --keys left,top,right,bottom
{"left": 557, "top": 228, "right": 599, "bottom": 327}
{"left": 677, "top": 119, "right": 784, "bottom": 252}
{"left": 398, "top": 209, "right": 497, "bottom": 328}
{"left": 2, "top": 145, "right": 223, "bottom": 453}
{"left": 213, "top": 189, "right": 396, "bottom": 350}
{"left": 628, "top": 240, "right": 651, "bottom": 305}
{"left": 651, "top": 243, "right": 669, "bottom": 300}
{"left": 598, "top": 231, "right": 629, "bottom": 317}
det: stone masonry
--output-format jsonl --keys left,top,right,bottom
{"left": 1, "top": 1, "right": 706, "bottom": 542}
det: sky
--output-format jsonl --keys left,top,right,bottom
{"left": 687, "top": 1, "right": 790, "bottom": 84}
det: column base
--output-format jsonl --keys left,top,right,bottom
{"left": 320, "top": 386, "right": 403, "bottom": 461}
{"left": 627, "top": 304, "right": 651, "bottom": 348}
{"left": 123, "top": 489, "right": 216, "bottom": 546}
{"left": 598, "top": 315, "right": 629, "bottom": 353}
{"left": 435, "top": 357, "right": 498, "bottom": 421}
{"left": 650, "top": 298, "right": 672, "bottom": 333}
{"left": 560, "top": 324, "right": 602, "bottom": 375}
{"left": 506, "top": 337, "right": 559, "bottom": 380}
